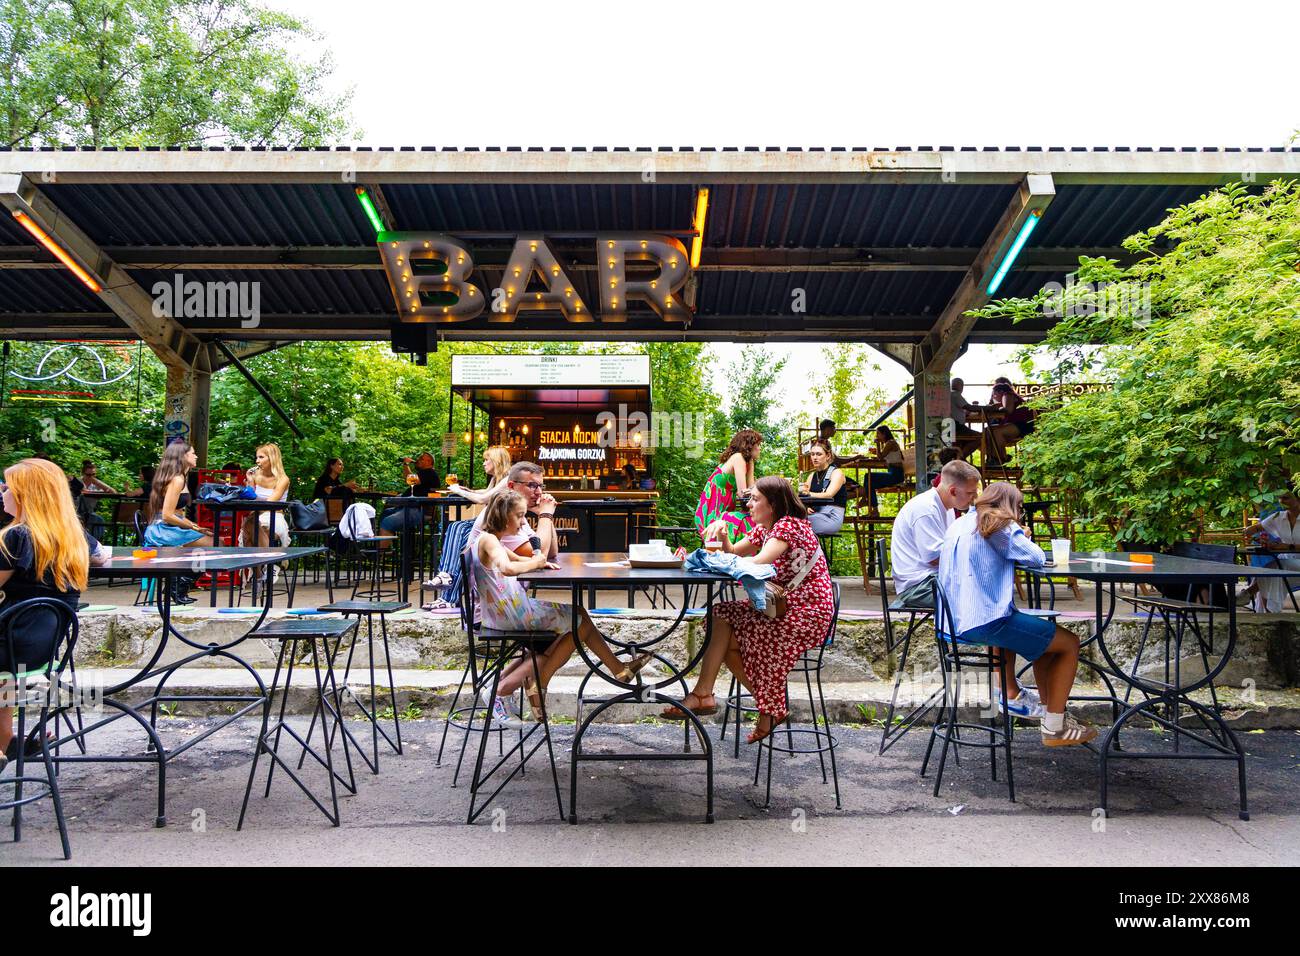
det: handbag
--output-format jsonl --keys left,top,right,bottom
{"left": 757, "top": 545, "right": 823, "bottom": 620}
{"left": 197, "top": 482, "right": 251, "bottom": 504}
{"left": 289, "top": 498, "right": 328, "bottom": 531}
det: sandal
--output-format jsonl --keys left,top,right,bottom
{"left": 747, "top": 711, "right": 787, "bottom": 745}
{"left": 615, "top": 652, "right": 654, "bottom": 683}
{"left": 524, "top": 678, "right": 545, "bottom": 717}
{"left": 4, "top": 731, "right": 53, "bottom": 761}
{"left": 660, "top": 693, "right": 718, "bottom": 720}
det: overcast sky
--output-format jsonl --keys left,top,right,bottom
{"left": 276, "top": 0, "right": 1298, "bottom": 417}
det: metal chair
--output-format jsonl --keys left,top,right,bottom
{"left": 350, "top": 535, "right": 399, "bottom": 601}
{"left": 130, "top": 512, "right": 158, "bottom": 607}
{"left": 753, "top": 582, "right": 842, "bottom": 808}
{"left": 921, "top": 578, "right": 1017, "bottom": 801}
{"left": 1, "top": 598, "right": 79, "bottom": 859}
{"left": 876, "top": 537, "right": 941, "bottom": 754}
{"left": 287, "top": 504, "right": 337, "bottom": 602}
{"left": 456, "top": 549, "right": 564, "bottom": 824}
{"left": 1117, "top": 541, "right": 1236, "bottom": 715}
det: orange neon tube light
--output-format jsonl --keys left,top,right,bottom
{"left": 690, "top": 187, "right": 709, "bottom": 269}
{"left": 11, "top": 210, "right": 102, "bottom": 292}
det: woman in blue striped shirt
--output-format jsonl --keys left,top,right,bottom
{"left": 937, "top": 482, "right": 1098, "bottom": 747}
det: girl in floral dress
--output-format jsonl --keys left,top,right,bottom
{"left": 472, "top": 490, "right": 648, "bottom": 725}
{"left": 694, "top": 428, "right": 763, "bottom": 543}
{"left": 667, "top": 476, "right": 835, "bottom": 743}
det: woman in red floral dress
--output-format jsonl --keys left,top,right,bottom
{"left": 664, "top": 475, "right": 835, "bottom": 743}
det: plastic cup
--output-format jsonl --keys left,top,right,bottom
{"left": 1050, "top": 539, "right": 1072, "bottom": 566}
{"left": 705, "top": 537, "right": 723, "bottom": 551}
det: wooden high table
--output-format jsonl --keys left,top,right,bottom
{"left": 518, "top": 552, "right": 731, "bottom": 824}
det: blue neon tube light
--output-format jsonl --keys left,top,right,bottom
{"left": 986, "top": 209, "right": 1043, "bottom": 296}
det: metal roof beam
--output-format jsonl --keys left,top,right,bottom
{"left": 919, "top": 174, "right": 1056, "bottom": 372}
{"left": 2, "top": 149, "right": 1296, "bottom": 185}
{"left": 0, "top": 244, "right": 1130, "bottom": 273}
{"left": 0, "top": 174, "right": 208, "bottom": 371}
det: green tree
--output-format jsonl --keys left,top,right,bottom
{"left": 1, "top": 0, "right": 354, "bottom": 148}
{"left": 968, "top": 180, "right": 1300, "bottom": 545}
{"left": 724, "top": 346, "right": 797, "bottom": 479}
{"left": 643, "top": 341, "right": 726, "bottom": 524}
{"left": 807, "top": 343, "right": 906, "bottom": 450}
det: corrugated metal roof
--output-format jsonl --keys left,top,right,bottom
{"left": 0, "top": 267, "right": 105, "bottom": 313}
{"left": 0, "top": 155, "right": 1272, "bottom": 343}
{"left": 43, "top": 183, "right": 375, "bottom": 246}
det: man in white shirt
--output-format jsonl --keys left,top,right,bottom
{"left": 1250, "top": 491, "right": 1300, "bottom": 612}
{"left": 950, "top": 378, "right": 985, "bottom": 438}
{"left": 466, "top": 461, "right": 559, "bottom": 558}
{"left": 890, "top": 460, "right": 980, "bottom": 606}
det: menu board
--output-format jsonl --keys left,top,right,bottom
{"left": 452, "top": 354, "right": 650, "bottom": 387}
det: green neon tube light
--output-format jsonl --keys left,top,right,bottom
{"left": 986, "top": 208, "right": 1043, "bottom": 296}
{"left": 354, "top": 187, "right": 385, "bottom": 234}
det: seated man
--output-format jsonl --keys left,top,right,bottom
{"left": 889, "top": 460, "right": 980, "bottom": 607}
{"left": 466, "top": 461, "right": 559, "bottom": 559}
{"left": 949, "top": 378, "right": 981, "bottom": 438}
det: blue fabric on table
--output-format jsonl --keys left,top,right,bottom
{"left": 683, "top": 548, "right": 775, "bottom": 608}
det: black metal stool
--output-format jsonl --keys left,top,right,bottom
{"left": 350, "top": 535, "right": 399, "bottom": 601}
{"left": 753, "top": 583, "right": 842, "bottom": 808}
{"left": 921, "top": 579, "right": 1016, "bottom": 801}
{"left": 238, "top": 616, "right": 361, "bottom": 828}
{"left": 1, "top": 599, "right": 78, "bottom": 860}
{"left": 875, "top": 537, "right": 941, "bottom": 754}
{"left": 299, "top": 600, "right": 410, "bottom": 774}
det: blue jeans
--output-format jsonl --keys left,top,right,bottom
{"left": 865, "top": 466, "right": 905, "bottom": 508}
{"left": 379, "top": 506, "right": 425, "bottom": 533}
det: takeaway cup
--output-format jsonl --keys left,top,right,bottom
{"left": 1050, "top": 539, "right": 1071, "bottom": 566}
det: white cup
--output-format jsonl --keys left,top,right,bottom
{"left": 1050, "top": 539, "right": 1071, "bottom": 566}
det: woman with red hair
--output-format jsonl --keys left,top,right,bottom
{"left": 0, "top": 458, "right": 107, "bottom": 770}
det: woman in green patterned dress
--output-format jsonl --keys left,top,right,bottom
{"left": 694, "top": 428, "right": 763, "bottom": 543}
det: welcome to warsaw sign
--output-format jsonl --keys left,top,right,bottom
{"left": 377, "top": 233, "right": 692, "bottom": 325}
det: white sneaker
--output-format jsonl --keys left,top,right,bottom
{"left": 494, "top": 695, "right": 530, "bottom": 730}
{"left": 1041, "top": 712, "right": 1099, "bottom": 747}
{"left": 995, "top": 684, "right": 1047, "bottom": 720}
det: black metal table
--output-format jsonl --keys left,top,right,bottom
{"left": 381, "top": 495, "right": 473, "bottom": 602}
{"left": 1021, "top": 551, "right": 1296, "bottom": 820}
{"left": 201, "top": 498, "right": 290, "bottom": 606}
{"left": 518, "top": 552, "right": 731, "bottom": 824}
{"left": 65, "top": 546, "right": 326, "bottom": 827}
